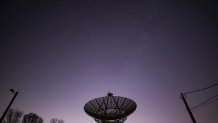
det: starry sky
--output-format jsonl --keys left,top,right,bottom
{"left": 1, "top": 0, "right": 218, "bottom": 123}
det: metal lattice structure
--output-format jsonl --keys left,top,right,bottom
{"left": 84, "top": 92, "right": 137, "bottom": 123}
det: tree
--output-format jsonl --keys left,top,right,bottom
{"left": 3, "top": 108, "right": 23, "bottom": 123}
{"left": 22, "top": 113, "right": 43, "bottom": 123}
{"left": 50, "top": 118, "right": 64, "bottom": 123}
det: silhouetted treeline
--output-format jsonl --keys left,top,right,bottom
{"left": 2, "top": 109, "right": 23, "bottom": 123}
{"left": 50, "top": 118, "right": 64, "bottom": 123}
{"left": 22, "top": 113, "right": 43, "bottom": 123}
{"left": 2, "top": 108, "right": 64, "bottom": 123}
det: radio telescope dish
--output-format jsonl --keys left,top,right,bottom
{"left": 84, "top": 92, "right": 137, "bottom": 123}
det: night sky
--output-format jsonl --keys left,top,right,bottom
{"left": 1, "top": 1, "right": 218, "bottom": 123}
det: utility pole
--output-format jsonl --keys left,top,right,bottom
{"left": 181, "top": 93, "right": 197, "bottom": 123}
{"left": 0, "top": 89, "right": 19, "bottom": 123}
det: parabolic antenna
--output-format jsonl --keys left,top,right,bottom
{"left": 84, "top": 92, "right": 137, "bottom": 123}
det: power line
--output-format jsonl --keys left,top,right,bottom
{"left": 206, "top": 99, "right": 218, "bottom": 106}
{"left": 191, "top": 94, "right": 218, "bottom": 111}
{"left": 192, "top": 99, "right": 218, "bottom": 112}
{"left": 181, "top": 83, "right": 218, "bottom": 123}
{"left": 184, "top": 83, "right": 218, "bottom": 95}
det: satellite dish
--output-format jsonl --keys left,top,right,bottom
{"left": 84, "top": 92, "right": 137, "bottom": 123}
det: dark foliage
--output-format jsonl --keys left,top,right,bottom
{"left": 50, "top": 118, "right": 64, "bottom": 123}
{"left": 3, "top": 108, "right": 23, "bottom": 123}
{"left": 22, "top": 113, "right": 43, "bottom": 123}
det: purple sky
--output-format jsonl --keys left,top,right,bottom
{"left": 1, "top": 1, "right": 218, "bottom": 123}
